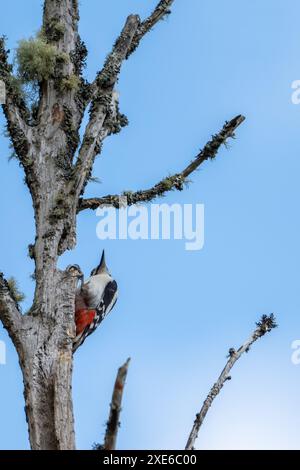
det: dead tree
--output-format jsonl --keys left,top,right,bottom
{"left": 0, "top": 0, "right": 245, "bottom": 450}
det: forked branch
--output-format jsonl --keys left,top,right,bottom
{"left": 74, "top": 0, "right": 176, "bottom": 198}
{"left": 185, "top": 314, "right": 277, "bottom": 450}
{"left": 127, "top": 0, "right": 174, "bottom": 57}
{"left": 0, "top": 37, "right": 31, "bottom": 155}
{"left": 73, "top": 16, "right": 140, "bottom": 196}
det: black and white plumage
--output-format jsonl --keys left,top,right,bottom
{"left": 73, "top": 251, "right": 118, "bottom": 352}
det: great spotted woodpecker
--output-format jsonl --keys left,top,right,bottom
{"left": 73, "top": 251, "right": 118, "bottom": 352}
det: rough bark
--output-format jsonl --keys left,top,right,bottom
{"left": 185, "top": 314, "right": 277, "bottom": 450}
{"left": 0, "top": 0, "right": 245, "bottom": 450}
{"left": 1, "top": 267, "right": 81, "bottom": 450}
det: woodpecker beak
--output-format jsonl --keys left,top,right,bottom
{"left": 96, "top": 250, "right": 108, "bottom": 274}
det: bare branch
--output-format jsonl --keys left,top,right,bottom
{"left": 103, "top": 358, "right": 131, "bottom": 451}
{"left": 0, "top": 36, "right": 30, "bottom": 136}
{"left": 0, "top": 37, "right": 39, "bottom": 202}
{"left": 185, "top": 314, "right": 277, "bottom": 451}
{"left": 0, "top": 272, "right": 23, "bottom": 346}
{"left": 127, "top": 0, "right": 174, "bottom": 58}
{"left": 89, "top": 0, "right": 175, "bottom": 98}
{"left": 78, "top": 114, "right": 245, "bottom": 211}
{"left": 0, "top": 37, "right": 29, "bottom": 113}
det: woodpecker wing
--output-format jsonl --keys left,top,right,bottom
{"left": 100, "top": 279, "right": 118, "bottom": 318}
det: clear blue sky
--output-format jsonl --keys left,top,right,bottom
{"left": 0, "top": 0, "right": 300, "bottom": 450}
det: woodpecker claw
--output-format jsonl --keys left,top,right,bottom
{"left": 66, "top": 264, "right": 83, "bottom": 280}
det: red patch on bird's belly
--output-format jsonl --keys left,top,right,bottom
{"left": 75, "top": 309, "right": 96, "bottom": 335}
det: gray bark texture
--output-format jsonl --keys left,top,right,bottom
{"left": 0, "top": 0, "right": 245, "bottom": 450}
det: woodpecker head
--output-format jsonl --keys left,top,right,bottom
{"left": 90, "top": 250, "right": 110, "bottom": 276}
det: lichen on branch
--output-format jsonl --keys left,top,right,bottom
{"left": 16, "top": 35, "right": 68, "bottom": 83}
{"left": 7, "top": 277, "right": 25, "bottom": 305}
{"left": 78, "top": 115, "right": 245, "bottom": 211}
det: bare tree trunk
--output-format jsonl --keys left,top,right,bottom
{"left": 20, "top": 269, "right": 80, "bottom": 450}
{"left": 0, "top": 0, "right": 245, "bottom": 449}
{"left": 1, "top": 268, "right": 80, "bottom": 450}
